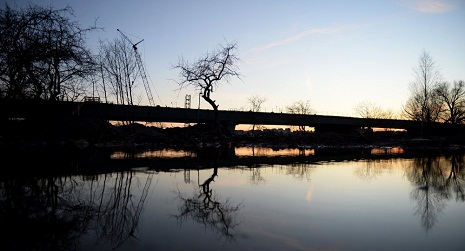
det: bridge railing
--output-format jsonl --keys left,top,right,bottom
{"left": 227, "top": 107, "right": 359, "bottom": 117}
{"left": 83, "top": 96, "right": 101, "bottom": 103}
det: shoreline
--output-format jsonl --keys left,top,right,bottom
{"left": 1, "top": 118, "right": 464, "bottom": 152}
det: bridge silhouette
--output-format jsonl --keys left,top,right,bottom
{"left": 1, "top": 99, "right": 464, "bottom": 136}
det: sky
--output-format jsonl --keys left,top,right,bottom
{"left": 3, "top": 0, "right": 465, "bottom": 117}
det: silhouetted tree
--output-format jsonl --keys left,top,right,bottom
{"left": 354, "top": 101, "right": 396, "bottom": 119}
{"left": 403, "top": 50, "right": 442, "bottom": 122}
{"left": 174, "top": 41, "right": 241, "bottom": 133}
{"left": 247, "top": 95, "right": 267, "bottom": 131}
{"left": 354, "top": 101, "right": 398, "bottom": 131}
{"left": 286, "top": 100, "right": 314, "bottom": 132}
{"left": 434, "top": 80, "right": 465, "bottom": 124}
{"left": 0, "top": 4, "right": 99, "bottom": 101}
{"left": 98, "top": 37, "right": 139, "bottom": 106}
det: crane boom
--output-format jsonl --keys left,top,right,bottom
{"left": 117, "top": 29, "right": 155, "bottom": 106}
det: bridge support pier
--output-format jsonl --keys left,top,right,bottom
{"left": 221, "top": 121, "right": 237, "bottom": 135}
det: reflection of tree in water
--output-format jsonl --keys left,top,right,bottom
{"left": 410, "top": 183, "right": 445, "bottom": 231}
{"left": 174, "top": 166, "right": 242, "bottom": 241}
{"left": 91, "top": 171, "right": 154, "bottom": 249}
{"left": 406, "top": 154, "right": 465, "bottom": 232}
{"left": 355, "top": 161, "right": 382, "bottom": 180}
{"left": 248, "top": 147, "right": 265, "bottom": 185}
{"left": 249, "top": 165, "right": 265, "bottom": 185}
{"left": 247, "top": 146, "right": 313, "bottom": 183}
{"left": 355, "top": 159, "right": 402, "bottom": 181}
{"left": 284, "top": 162, "right": 313, "bottom": 181}
{"left": 0, "top": 169, "right": 154, "bottom": 250}
{"left": 0, "top": 176, "right": 94, "bottom": 250}
{"left": 441, "top": 154, "right": 465, "bottom": 202}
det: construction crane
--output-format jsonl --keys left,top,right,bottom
{"left": 117, "top": 29, "right": 156, "bottom": 106}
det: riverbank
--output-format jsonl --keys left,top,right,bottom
{"left": 1, "top": 118, "right": 465, "bottom": 152}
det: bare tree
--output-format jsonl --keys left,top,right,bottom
{"left": 174, "top": 41, "right": 241, "bottom": 133}
{"left": 98, "top": 37, "right": 139, "bottom": 106}
{"left": 247, "top": 95, "right": 266, "bottom": 112}
{"left": 286, "top": 100, "right": 314, "bottom": 132}
{"left": 403, "top": 50, "right": 442, "bottom": 122}
{"left": 0, "top": 4, "right": 99, "bottom": 101}
{"left": 354, "top": 101, "right": 396, "bottom": 119}
{"left": 247, "top": 95, "right": 267, "bottom": 132}
{"left": 434, "top": 80, "right": 465, "bottom": 124}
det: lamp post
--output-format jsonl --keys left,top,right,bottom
{"left": 197, "top": 92, "right": 202, "bottom": 125}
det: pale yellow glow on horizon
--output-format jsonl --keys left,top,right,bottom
{"left": 111, "top": 149, "right": 195, "bottom": 159}
{"left": 235, "top": 147, "right": 315, "bottom": 157}
{"left": 370, "top": 147, "right": 405, "bottom": 155}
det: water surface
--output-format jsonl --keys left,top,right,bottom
{"left": 1, "top": 147, "right": 464, "bottom": 251}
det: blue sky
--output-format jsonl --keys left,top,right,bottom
{"left": 5, "top": 0, "right": 465, "bottom": 116}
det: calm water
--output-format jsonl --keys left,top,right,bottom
{"left": 1, "top": 147, "right": 464, "bottom": 251}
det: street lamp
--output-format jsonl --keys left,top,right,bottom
{"left": 197, "top": 92, "right": 202, "bottom": 124}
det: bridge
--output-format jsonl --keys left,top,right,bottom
{"left": 1, "top": 99, "right": 464, "bottom": 136}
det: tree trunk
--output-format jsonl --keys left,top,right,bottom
{"left": 202, "top": 94, "right": 222, "bottom": 134}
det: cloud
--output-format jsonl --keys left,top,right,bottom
{"left": 400, "top": 0, "right": 456, "bottom": 13}
{"left": 251, "top": 26, "right": 345, "bottom": 52}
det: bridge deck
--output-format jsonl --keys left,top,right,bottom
{"left": 1, "top": 99, "right": 464, "bottom": 135}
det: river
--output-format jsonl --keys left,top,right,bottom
{"left": 1, "top": 146, "right": 464, "bottom": 251}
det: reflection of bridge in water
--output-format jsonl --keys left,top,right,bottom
{"left": 2, "top": 145, "right": 463, "bottom": 177}
{"left": 102, "top": 147, "right": 436, "bottom": 172}
{"left": 2, "top": 99, "right": 465, "bottom": 135}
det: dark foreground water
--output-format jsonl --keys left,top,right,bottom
{"left": 1, "top": 146, "right": 464, "bottom": 251}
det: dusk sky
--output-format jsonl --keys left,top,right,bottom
{"left": 5, "top": 0, "right": 465, "bottom": 116}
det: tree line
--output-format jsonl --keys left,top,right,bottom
{"left": 1, "top": 4, "right": 464, "bottom": 128}
{"left": 248, "top": 52, "right": 465, "bottom": 128}
{"left": 404, "top": 50, "right": 465, "bottom": 124}
{"left": 0, "top": 3, "right": 155, "bottom": 106}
